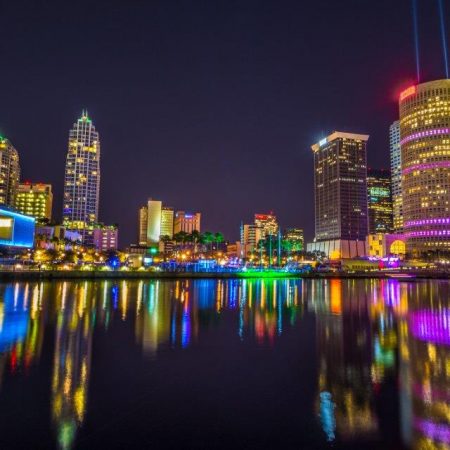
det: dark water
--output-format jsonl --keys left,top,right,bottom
{"left": 0, "top": 279, "right": 448, "bottom": 450}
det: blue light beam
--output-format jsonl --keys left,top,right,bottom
{"left": 412, "top": 0, "right": 421, "bottom": 83}
{"left": 437, "top": 0, "right": 449, "bottom": 78}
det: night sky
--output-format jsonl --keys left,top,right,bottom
{"left": 1, "top": 0, "right": 449, "bottom": 246}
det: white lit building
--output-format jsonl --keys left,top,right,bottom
{"left": 62, "top": 111, "right": 100, "bottom": 246}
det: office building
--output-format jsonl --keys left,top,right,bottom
{"left": 160, "top": 206, "right": 174, "bottom": 238}
{"left": 399, "top": 80, "right": 450, "bottom": 256}
{"left": 367, "top": 168, "right": 393, "bottom": 234}
{"left": 174, "top": 211, "right": 201, "bottom": 234}
{"left": 138, "top": 205, "right": 148, "bottom": 245}
{"left": 240, "top": 223, "right": 263, "bottom": 257}
{"left": 62, "top": 111, "right": 100, "bottom": 246}
{"left": 389, "top": 121, "right": 403, "bottom": 231}
{"left": 283, "top": 228, "right": 304, "bottom": 251}
{"left": 307, "top": 131, "right": 369, "bottom": 258}
{"left": 254, "top": 213, "right": 278, "bottom": 239}
{"left": 0, "top": 137, "right": 20, "bottom": 207}
{"left": 146, "top": 199, "right": 162, "bottom": 243}
{"left": 15, "top": 182, "right": 53, "bottom": 222}
{"left": 92, "top": 225, "right": 118, "bottom": 251}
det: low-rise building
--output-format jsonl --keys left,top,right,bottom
{"left": 92, "top": 225, "right": 118, "bottom": 251}
{"left": 174, "top": 211, "right": 201, "bottom": 234}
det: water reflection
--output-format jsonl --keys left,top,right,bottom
{"left": 0, "top": 278, "right": 447, "bottom": 449}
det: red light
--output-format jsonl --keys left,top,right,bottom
{"left": 400, "top": 85, "right": 416, "bottom": 101}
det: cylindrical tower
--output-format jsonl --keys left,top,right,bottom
{"left": 399, "top": 79, "right": 450, "bottom": 257}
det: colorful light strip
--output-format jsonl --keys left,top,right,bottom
{"left": 405, "top": 217, "right": 450, "bottom": 227}
{"left": 409, "top": 309, "right": 450, "bottom": 346}
{"left": 400, "top": 127, "right": 449, "bottom": 146}
{"left": 402, "top": 160, "right": 450, "bottom": 175}
{"left": 405, "top": 230, "right": 450, "bottom": 237}
{"left": 414, "top": 418, "right": 450, "bottom": 444}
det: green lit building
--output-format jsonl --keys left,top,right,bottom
{"left": 283, "top": 228, "right": 304, "bottom": 252}
{"left": 367, "top": 168, "right": 393, "bottom": 234}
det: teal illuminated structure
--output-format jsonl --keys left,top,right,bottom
{"left": 0, "top": 206, "right": 35, "bottom": 248}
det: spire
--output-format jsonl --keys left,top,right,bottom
{"left": 80, "top": 109, "right": 91, "bottom": 123}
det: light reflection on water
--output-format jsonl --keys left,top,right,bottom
{"left": 0, "top": 278, "right": 447, "bottom": 450}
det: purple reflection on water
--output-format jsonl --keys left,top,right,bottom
{"left": 409, "top": 309, "right": 450, "bottom": 346}
{"left": 414, "top": 418, "right": 450, "bottom": 444}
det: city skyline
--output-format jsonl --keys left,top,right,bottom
{"left": 1, "top": 1, "right": 449, "bottom": 245}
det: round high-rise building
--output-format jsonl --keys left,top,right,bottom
{"left": 399, "top": 79, "right": 450, "bottom": 257}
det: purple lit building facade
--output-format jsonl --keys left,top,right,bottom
{"left": 399, "top": 80, "right": 450, "bottom": 256}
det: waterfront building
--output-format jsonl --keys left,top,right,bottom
{"left": 254, "top": 213, "right": 278, "bottom": 239}
{"left": 92, "top": 224, "right": 118, "bottom": 251}
{"left": 399, "top": 80, "right": 450, "bottom": 256}
{"left": 15, "top": 182, "right": 53, "bottom": 223}
{"left": 0, "top": 137, "right": 20, "bottom": 207}
{"left": 0, "top": 206, "right": 35, "bottom": 249}
{"left": 174, "top": 211, "right": 201, "bottom": 234}
{"left": 283, "top": 228, "right": 304, "bottom": 252}
{"left": 307, "top": 131, "right": 369, "bottom": 258}
{"left": 62, "top": 111, "right": 100, "bottom": 246}
{"left": 147, "top": 199, "right": 162, "bottom": 244}
{"left": 367, "top": 168, "right": 393, "bottom": 234}
{"left": 138, "top": 201, "right": 175, "bottom": 244}
{"left": 35, "top": 224, "right": 82, "bottom": 245}
{"left": 390, "top": 121, "right": 403, "bottom": 231}
{"left": 240, "top": 223, "right": 262, "bottom": 257}
{"left": 160, "top": 206, "right": 174, "bottom": 239}
{"left": 138, "top": 205, "right": 148, "bottom": 245}
{"left": 366, "top": 233, "right": 406, "bottom": 258}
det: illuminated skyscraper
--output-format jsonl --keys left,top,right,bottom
{"left": 308, "top": 132, "right": 369, "bottom": 258}
{"left": 399, "top": 80, "right": 450, "bottom": 256}
{"left": 160, "top": 206, "right": 174, "bottom": 239}
{"left": 240, "top": 223, "right": 262, "bottom": 257}
{"left": 0, "top": 137, "right": 20, "bottom": 207}
{"left": 367, "top": 168, "right": 393, "bottom": 234}
{"left": 147, "top": 199, "right": 162, "bottom": 244}
{"left": 15, "top": 182, "right": 53, "bottom": 222}
{"left": 389, "top": 121, "right": 403, "bottom": 231}
{"left": 254, "top": 213, "right": 278, "bottom": 239}
{"left": 62, "top": 111, "right": 100, "bottom": 246}
{"left": 283, "top": 228, "right": 304, "bottom": 251}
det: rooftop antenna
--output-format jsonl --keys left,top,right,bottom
{"left": 412, "top": 0, "right": 421, "bottom": 83}
{"left": 437, "top": 0, "right": 449, "bottom": 78}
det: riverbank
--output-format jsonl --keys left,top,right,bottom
{"left": 0, "top": 269, "right": 449, "bottom": 281}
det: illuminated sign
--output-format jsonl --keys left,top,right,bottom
{"left": 319, "top": 138, "right": 327, "bottom": 147}
{"left": 0, "top": 216, "right": 13, "bottom": 241}
{"left": 399, "top": 85, "right": 416, "bottom": 101}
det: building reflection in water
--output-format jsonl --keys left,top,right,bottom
{"left": 0, "top": 282, "right": 45, "bottom": 386}
{"left": 314, "top": 279, "right": 379, "bottom": 442}
{"left": 51, "top": 282, "right": 95, "bottom": 450}
{"left": 0, "top": 278, "right": 447, "bottom": 449}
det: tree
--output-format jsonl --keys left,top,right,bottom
{"left": 201, "top": 231, "right": 214, "bottom": 254}
{"left": 214, "top": 232, "right": 224, "bottom": 249}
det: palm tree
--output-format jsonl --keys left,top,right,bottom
{"left": 201, "top": 231, "right": 214, "bottom": 254}
{"left": 214, "top": 232, "right": 224, "bottom": 252}
{"left": 191, "top": 230, "right": 201, "bottom": 255}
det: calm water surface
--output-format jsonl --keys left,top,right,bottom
{"left": 0, "top": 279, "right": 448, "bottom": 450}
